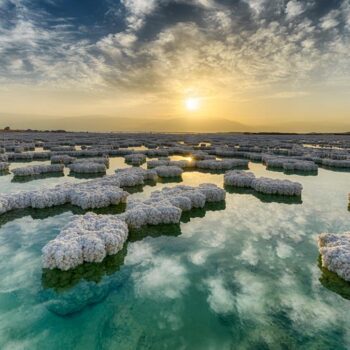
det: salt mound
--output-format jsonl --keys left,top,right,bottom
{"left": 68, "top": 162, "right": 106, "bottom": 174}
{"left": 124, "top": 153, "right": 146, "bottom": 166}
{"left": 42, "top": 213, "right": 128, "bottom": 270}
{"left": 0, "top": 162, "right": 9, "bottom": 171}
{"left": 224, "top": 170, "right": 256, "bottom": 187}
{"left": 121, "top": 183, "right": 225, "bottom": 228}
{"left": 68, "top": 183, "right": 128, "bottom": 209}
{"left": 12, "top": 164, "right": 64, "bottom": 177}
{"left": 318, "top": 233, "right": 350, "bottom": 282}
{"left": 73, "top": 157, "right": 109, "bottom": 167}
{"left": 154, "top": 165, "right": 183, "bottom": 177}
{"left": 0, "top": 180, "right": 129, "bottom": 214}
{"left": 264, "top": 156, "right": 318, "bottom": 172}
{"left": 196, "top": 159, "right": 248, "bottom": 170}
{"left": 114, "top": 167, "right": 157, "bottom": 186}
{"left": 147, "top": 159, "right": 194, "bottom": 169}
{"left": 51, "top": 155, "right": 76, "bottom": 165}
{"left": 251, "top": 177, "right": 302, "bottom": 196}
{"left": 322, "top": 159, "right": 350, "bottom": 168}
{"left": 224, "top": 171, "right": 302, "bottom": 196}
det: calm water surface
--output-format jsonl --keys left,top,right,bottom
{"left": 0, "top": 156, "right": 350, "bottom": 349}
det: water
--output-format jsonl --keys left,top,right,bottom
{"left": 1, "top": 157, "right": 350, "bottom": 349}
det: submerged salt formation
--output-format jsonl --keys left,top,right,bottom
{"left": 318, "top": 233, "right": 350, "bottom": 282}
{"left": 12, "top": 164, "right": 64, "bottom": 177}
{"left": 121, "top": 183, "right": 226, "bottom": 228}
{"left": 42, "top": 213, "right": 129, "bottom": 270}
{"left": 224, "top": 170, "right": 302, "bottom": 196}
{"left": 154, "top": 165, "right": 183, "bottom": 178}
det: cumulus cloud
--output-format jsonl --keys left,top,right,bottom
{"left": 0, "top": 0, "right": 350, "bottom": 99}
{"left": 204, "top": 276, "right": 235, "bottom": 314}
{"left": 285, "top": 0, "right": 305, "bottom": 20}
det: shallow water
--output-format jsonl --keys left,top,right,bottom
{"left": 1, "top": 156, "right": 350, "bottom": 349}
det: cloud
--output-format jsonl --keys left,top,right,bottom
{"left": 204, "top": 276, "right": 235, "bottom": 314}
{"left": 127, "top": 240, "right": 189, "bottom": 299}
{"left": 286, "top": 0, "right": 305, "bottom": 20}
{"left": 0, "top": 0, "right": 350, "bottom": 103}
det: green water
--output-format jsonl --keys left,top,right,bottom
{"left": 1, "top": 158, "right": 350, "bottom": 349}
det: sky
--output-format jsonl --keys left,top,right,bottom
{"left": 0, "top": 0, "right": 350, "bottom": 132}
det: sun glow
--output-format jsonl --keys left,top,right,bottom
{"left": 185, "top": 97, "right": 200, "bottom": 111}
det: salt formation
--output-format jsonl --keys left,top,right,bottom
{"left": 147, "top": 159, "right": 194, "bottom": 169}
{"left": 0, "top": 180, "right": 128, "bottom": 214}
{"left": 124, "top": 153, "right": 146, "bottom": 166}
{"left": 42, "top": 213, "right": 128, "bottom": 270}
{"left": 12, "top": 164, "right": 64, "bottom": 177}
{"left": 0, "top": 162, "right": 9, "bottom": 171}
{"left": 0, "top": 168, "right": 161, "bottom": 214}
{"left": 51, "top": 155, "right": 76, "bottom": 165}
{"left": 196, "top": 159, "right": 248, "bottom": 170}
{"left": 263, "top": 156, "right": 318, "bottom": 172}
{"left": 154, "top": 165, "right": 183, "bottom": 177}
{"left": 121, "top": 183, "right": 225, "bottom": 228}
{"left": 224, "top": 170, "right": 302, "bottom": 196}
{"left": 0, "top": 154, "right": 8, "bottom": 162}
{"left": 318, "top": 233, "right": 350, "bottom": 282}
{"left": 251, "top": 177, "right": 303, "bottom": 196}
{"left": 114, "top": 167, "right": 158, "bottom": 187}
{"left": 68, "top": 162, "right": 106, "bottom": 174}
{"left": 73, "top": 157, "right": 109, "bottom": 167}
{"left": 224, "top": 171, "right": 256, "bottom": 187}
{"left": 322, "top": 159, "right": 350, "bottom": 168}
{"left": 66, "top": 183, "right": 128, "bottom": 209}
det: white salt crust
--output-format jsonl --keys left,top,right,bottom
{"left": 224, "top": 170, "right": 302, "bottom": 196}
{"left": 263, "top": 156, "right": 318, "bottom": 172}
{"left": 196, "top": 159, "right": 248, "bottom": 170}
{"left": 0, "top": 168, "right": 159, "bottom": 215}
{"left": 120, "top": 183, "right": 226, "bottom": 228}
{"left": 41, "top": 183, "right": 225, "bottom": 270}
{"left": 0, "top": 162, "right": 9, "bottom": 171}
{"left": 51, "top": 155, "right": 76, "bottom": 165}
{"left": 154, "top": 165, "right": 184, "bottom": 177}
{"left": 12, "top": 164, "right": 64, "bottom": 176}
{"left": 42, "top": 213, "right": 128, "bottom": 270}
{"left": 124, "top": 153, "right": 146, "bottom": 166}
{"left": 68, "top": 162, "right": 106, "bottom": 174}
{"left": 318, "top": 233, "right": 350, "bottom": 282}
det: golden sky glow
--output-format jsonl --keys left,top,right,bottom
{"left": 1, "top": 1, "right": 350, "bottom": 132}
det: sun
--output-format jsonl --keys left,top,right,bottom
{"left": 185, "top": 97, "right": 200, "bottom": 111}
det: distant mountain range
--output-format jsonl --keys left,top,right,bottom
{"left": 1, "top": 114, "right": 350, "bottom": 133}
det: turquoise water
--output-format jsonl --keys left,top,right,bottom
{"left": 1, "top": 157, "right": 350, "bottom": 349}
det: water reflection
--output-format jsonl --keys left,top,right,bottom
{"left": 42, "top": 247, "right": 128, "bottom": 292}
{"left": 0, "top": 204, "right": 126, "bottom": 228}
{"left": 224, "top": 186, "right": 303, "bottom": 204}
{"left": 157, "top": 176, "right": 183, "bottom": 184}
{"left": 318, "top": 256, "right": 350, "bottom": 300}
{"left": 40, "top": 200, "right": 226, "bottom": 315}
